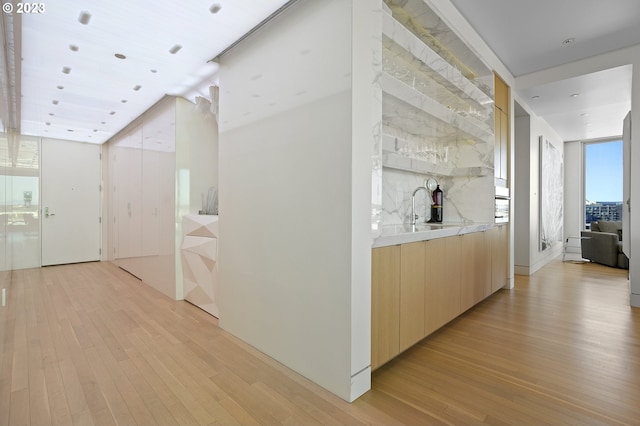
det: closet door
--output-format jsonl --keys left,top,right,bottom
{"left": 114, "top": 126, "right": 143, "bottom": 260}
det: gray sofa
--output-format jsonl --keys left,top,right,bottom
{"left": 581, "top": 221, "right": 629, "bottom": 269}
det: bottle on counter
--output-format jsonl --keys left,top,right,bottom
{"left": 430, "top": 184, "right": 443, "bottom": 223}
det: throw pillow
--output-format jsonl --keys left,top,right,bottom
{"left": 590, "top": 222, "right": 600, "bottom": 232}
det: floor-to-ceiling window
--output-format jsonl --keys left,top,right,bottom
{"left": 584, "top": 139, "right": 623, "bottom": 229}
{"left": 0, "top": 132, "right": 41, "bottom": 271}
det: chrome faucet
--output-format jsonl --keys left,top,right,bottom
{"left": 411, "top": 186, "right": 429, "bottom": 226}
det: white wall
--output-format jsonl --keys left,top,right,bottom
{"left": 631, "top": 63, "right": 640, "bottom": 306}
{"left": 513, "top": 114, "right": 530, "bottom": 269}
{"left": 513, "top": 102, "right": 564, "bottom": 275}
{"left": 218, "top": 0, "right": 374, "bottom": 401}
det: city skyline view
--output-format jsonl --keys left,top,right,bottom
{"left": 585, "top": 140, "right": 623, "bottom": 203}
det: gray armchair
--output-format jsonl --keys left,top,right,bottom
{"left": 581, "top": 221, "right": 628, "bottom": 269}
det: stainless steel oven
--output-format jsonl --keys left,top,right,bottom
{"left": 495, "top": 187, "right": 510, "bottom": 223}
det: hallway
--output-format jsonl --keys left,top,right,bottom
{"left": 0, "top": 259, "right": 637, "bottom": 424}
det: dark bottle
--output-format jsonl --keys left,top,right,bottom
{"left": 430, "top": 185, "right": 443, "bottom": 223}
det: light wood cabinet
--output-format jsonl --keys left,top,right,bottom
{"left": 494, "top": 74, "right": 509, "bottom": 114}
{"left": 494, "top": 74, "right": 510, "bottom": 183}
{"left": 372, "top": 229, "right": 505, "bottom": 369}
{"left": 400, "top": 242, "right": 426, "bottom": 351}
{"left": 494, "top": 107, "right": 509, "bottom": 181}
{"left": 371, "top": 245, "right": 401, "bottom": 370}
{"left": 490, "top": 225, "right": 508, "bottom": 293}
{"left": 461, "top": 231, "right": 491, "bottom": 312}
{"left": 424, "top": 237, "right": 461, "bottom": 336}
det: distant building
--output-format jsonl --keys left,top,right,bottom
{"left": 585, "top": 201, "right": 622, "bottom": 225}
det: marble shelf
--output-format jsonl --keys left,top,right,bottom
{"left": 381, "top": 73, "right": 494, "bottom": 145}
{"left": 377, "top": 0, "right": 496, "bottom": 227}
{"left": 382, "top": 11, "right": 493, "bottom": 110}
{"left": 381, "top": 134, "right": 492, "bottom": 177}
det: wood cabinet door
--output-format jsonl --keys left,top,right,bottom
{"left": 425, "top": 237, "right": 461, "bottom": 336}
{"left": 491, "top": 225, "right": 508, "bottom": 293}
{"left": 494, "top": 73, "right": 509, "bottom": 114}
{"left": 371, "top": 246, "right": 401, "bottom": 370}
{"left": 461, "top": 232, "right": 490, "bottom": 312}
{"left": 494, "top": 73, "right": 510, "bottom": 182}
{"left": 499, "top": 109, "right": 509, "bottom": 181}
{"left": 400, "top": 241, "right": 426, "bottom": 351}
{"left": 494, "top": 108, "right": 509, "bottom": 181}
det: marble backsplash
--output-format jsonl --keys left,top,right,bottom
{"left": 382, "top": 167, "right": 494, "bottom": 225}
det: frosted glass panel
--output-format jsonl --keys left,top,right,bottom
{"left": 0, "top": 133, "right": 41, "bottom": 271}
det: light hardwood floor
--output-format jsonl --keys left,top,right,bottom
{"left": 1, "top": 259, "right": 638, "bottom": 425}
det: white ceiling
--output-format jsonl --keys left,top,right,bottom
{"left": 450, "top": 0, "right": 639, "bottom": 141}
{"left": 12, "top": 1, "right": 640, "bottom": 144}
{"left": 19, "top": 0, "right": 290, "bottom": 144}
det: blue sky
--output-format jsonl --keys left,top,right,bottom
{"left": 585, "top": 140, "right": 623, "bottom": 202}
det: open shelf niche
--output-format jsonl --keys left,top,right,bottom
{"left": 379, "top": 0, "right": 496, "bottom": 225}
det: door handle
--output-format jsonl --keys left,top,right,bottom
{"left": 44, "top": 207, "right": 55, "bottom": 217}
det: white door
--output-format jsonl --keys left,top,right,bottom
{"left": 41, "top": 139, "right": 101, "bottom": 266}
{"left": 622, "top": 112, "right": 631, "bottom": 258}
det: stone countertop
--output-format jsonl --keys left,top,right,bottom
{"left": 372, "top": 222, "right": 497, "bottom": 248}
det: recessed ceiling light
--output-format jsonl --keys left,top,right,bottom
{"left": 93, "top": 129, "right": 98, "bottom": 132}
{"left": 169, "top": 44, "right": 182, "bottom": 54}
{"left": 133, "top": 85, "right": 142, "bottom": 91}
{"left": 121, "top": 99, "right": 127, "bottom": 103}
{"left": 150, "top": 69, "right": 158, "bottom": 73}
{"left": 62, "top": 66, "right": 71, "bottom": 74}
{"left": 101, "top": 121, "right": 106, "bottom": 124}
{"left": 531, "top": 95, "right": 540, "bottom": 100}
{"left": 581, "top": 113, "right": 589, "bottom": 117}
{"left": 52, "top": 100, "right": 59, "bottom": 105}
{"left": 49, "top": 113, "right": 54, "bottom": 116}
{"left": 45, "top": 122, "right": 50, "bottom": 126}
{"left": 56, "top": 85, "right": 64, "bottom": 90}
{"left": 570, "top": 93, "right": 580, "bottom": 98}
{"left": 69, "top": 44, "right": 79, "bottom": 52}
{"left": 78, "top": 11, "right": 92, "bottom": 25}
{"left": 109, "top": 111, "right": 116, "bottom": 115}
{"left": 562, "top": 38, "right": 575, "bottom": 45}
{"left": 209, "top": 3, "right": 222, "bottom": 13}
{"left": 67, "top": 129, "right": 74, "bottom": 132}
{"left": 114, "top": 53, "right": 126, "bottom": 60}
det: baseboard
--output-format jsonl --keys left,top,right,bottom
{"left": 631, "top": 293, "right": 640, "bottom": 308}
{"left": 349, "top": 366, "right": 371, "bottom": 402}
